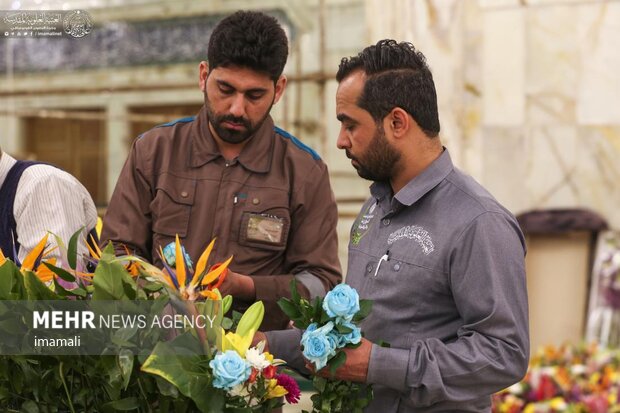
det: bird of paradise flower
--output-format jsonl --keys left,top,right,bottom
{"left": 0, "top": 233, "right": 59, "bottom": 283}
{"left": 143, "top": 235, "right": 233, "bottom": 301}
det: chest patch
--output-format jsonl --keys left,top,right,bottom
{"left": 387, "top": 225, "right": 435, "bottom": 255}
{"left": 351, "top": 202, "right": 377, "bottom": 245}
{"left": 246, "top": 214, "right": 284, "bottom": 244}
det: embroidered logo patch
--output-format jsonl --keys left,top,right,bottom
{"left": 387, "top": 225, "right": 435, "bottom": 255}
{"left": 351, "top": 203, "right": 376, "bottom": 245}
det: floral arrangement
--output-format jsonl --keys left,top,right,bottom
{"left": 599, "top": 234, "right": 620, "bottom": 310}
{"left": 492, "top": 343, "right": 620, "bottom": 413}
{"left": 0, "top": 231, "right": 299, "bottom": 412}
{"left": 278, "top": 281, "right": 373, "bottom": 413}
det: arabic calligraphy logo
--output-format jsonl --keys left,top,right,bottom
{"left": 63, "top": 10, "right": 92, "bottom": 38}
{"left": 387, "top": 225, "right": 435, "bottom": 255}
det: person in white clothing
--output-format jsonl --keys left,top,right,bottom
{"left": 0, "top": 148, "right": 98, "bottom": 265}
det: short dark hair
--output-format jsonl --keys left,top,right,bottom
{"left": 336, "top": 39, "right": 440, "bottom": 137}
{"left": 208, "top": 10, "right": 289, "bottom": 81}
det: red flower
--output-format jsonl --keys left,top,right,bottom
{"left": 276, "top": 374, "right": 301, "bottom": 404}
{"left": 263, "top": 365, "right": 277, "bottom": 379}
{"left": 248, "top": 367, "right": 258, "bottom": 383}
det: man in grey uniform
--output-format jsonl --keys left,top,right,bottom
{"left": 264, "top": 40, "right": 529, "bottom": 411}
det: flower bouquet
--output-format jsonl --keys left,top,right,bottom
{"left": 0, "top": 232, "right": 300, "bottom": 412}
{"left": 278, "top": 280, "right": 374, "bottom": 413}
{"left": 492, "top": 343, "right": 620, "bottom": 413}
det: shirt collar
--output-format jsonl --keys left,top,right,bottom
{"left": 370, "top": 147, "right": 454, "bottom": 208}
{"left": 190, "top": 105, "right": 274, "bottom": 173}
{"left": 0, "top": 151, "right": 17, "bottom": 188}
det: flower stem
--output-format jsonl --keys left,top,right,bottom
{"left": 59, "top": 361, "right": 76, "bottom": 413}
{"left": 137, "top": 378, "right": 153, "bottom": 413}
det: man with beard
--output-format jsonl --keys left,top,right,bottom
{"left": 101, "top": 11, "right": 341, "bottom": 331}
{"left": 263, "top": 40, "right": 529, "bottom": 411}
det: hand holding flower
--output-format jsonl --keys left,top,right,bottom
{"left": 314, "top": 337, "right": 372, "bottom": 383}
{"left": 278, "top": 281, "right": 375, "bottom": 412}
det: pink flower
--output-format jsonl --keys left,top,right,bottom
{"left": 276, "top": 374, "right": 301, "bottom": 404}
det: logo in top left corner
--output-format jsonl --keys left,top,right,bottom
{"left": 63, "top": 10, "right": 93, "bottom": 38}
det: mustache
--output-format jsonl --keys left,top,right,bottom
{"left": 345, "top": 150, "right": 357, "bottom": 161}
{"left": 219, "top": 114, "right": 251, "bottom": 129}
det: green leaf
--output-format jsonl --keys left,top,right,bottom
{"left": 328, "top": 351, "right": 347, "bottom": 376}
{"left": 141, "top": 332, "right": 218, "bottom": 411}
{"left": 67, "top": 227, "right": 84, "bottom": 270}
{"left": 336, "top": 324, "right": 353, "bottom": 334}
{"left": 313, "top": 376, "right": 327, "bottom": 392}
{"left": 100, "top": 397, "right": 139, "bottom": 411}
{"left": 319, "top": 311, "right": 332, "bottom": 325}
{"left": 92, "top": 260, "right": 130, "bottom": 300}
{"left": 0, "top": 260, "right": 21, "bottom": 299}
{"left": 353, "top": 300, "right": 373, "bottom": 322}
{"left": 141, "top": 282, "right": 164, "bottom": 292}
{"left": 220, "top": 317, "right": 233, "bottom": 330}
{"left": 52, "top": 276, "right": 74, "bottom": 297}
{"left": 71, "top": 286, "right": 88, "bottom": 297}
{"left": 155, "top": 376, "right": 179, "bottom": 398}
{"left": 117, "top": 349, "right": 134, "bottom": 391}
{"left": 277, "top": 298, "right": 302, "bottom": 320}
{"left": 312, "top": 296, "right": 322, "bottom": 320}
{"left": 24, "top": 270, "right": 60, "bottom": 300}
{"left": 290, "top": 278, "right": 301, "bottom": 304}
{"left": 43, "top": 262, "right": 76, "bottom": 282}
{"left": 101, "top": 241, "right": 117, "bottom": 261}
{"left": 21, "top": 400, "right": 39, "bottom": 413}
{"left": 141, "top": 341, "right": 200, "bottom": 395}
{"left": 222, "top": 294, "right": 233, "bottom": 314}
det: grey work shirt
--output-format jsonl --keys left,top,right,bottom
{"left": 267, "top": 149, "right": 529, "bottom": 412}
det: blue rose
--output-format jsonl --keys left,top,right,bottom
{"left": 328, "top": 331, "right": 345, "bottom": 348}
{"left": 337, "top": 321, "right": 361, "bottom": 346}
{"left": 323, "top": 284, "right": 360, "bottom": 322}
{"left": 301, "top": 322, "right": 336, "bottom": 370}
{"left": 162, "top": 242, "right": 193, "bottom": 268}
{"left": 209, "top": 350, "right": 251, "bottom": 390}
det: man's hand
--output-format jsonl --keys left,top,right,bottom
{"left": 312, "top": 337, "right": 372, "bottom": 383}
{"left": 252, "top": 331, "right": 269, "bottom": 353}
{"left": 217, "top": 270, "right": 255, "bottom": 300}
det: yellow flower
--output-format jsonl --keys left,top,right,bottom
{"left": 549, "top": 397, "right": 567, "bottom": 410}
{"left": 265, "top": 379, "right": 288, "bottom": 399}
{"left": 221, "top": 332, "right": 253, "bottom": 357}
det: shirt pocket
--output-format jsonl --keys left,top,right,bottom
{"left": 370, "top": 249, "right": 451, "bottom": 321}
{"left": 235, "top": 194, "right": 290, "bottom": 251}
{"left": 150, "top": 174, "right": 196, "bottom": 237}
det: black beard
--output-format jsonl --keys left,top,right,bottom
{"left": 204, "top": 93, "right": 273, "bottom": 144}
{"left": 349, "top": 125, "right": 400, "bottom": 182}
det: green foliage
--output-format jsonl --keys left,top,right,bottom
{"left": 0, "top": 250, "right": 219, "bottom": 412}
